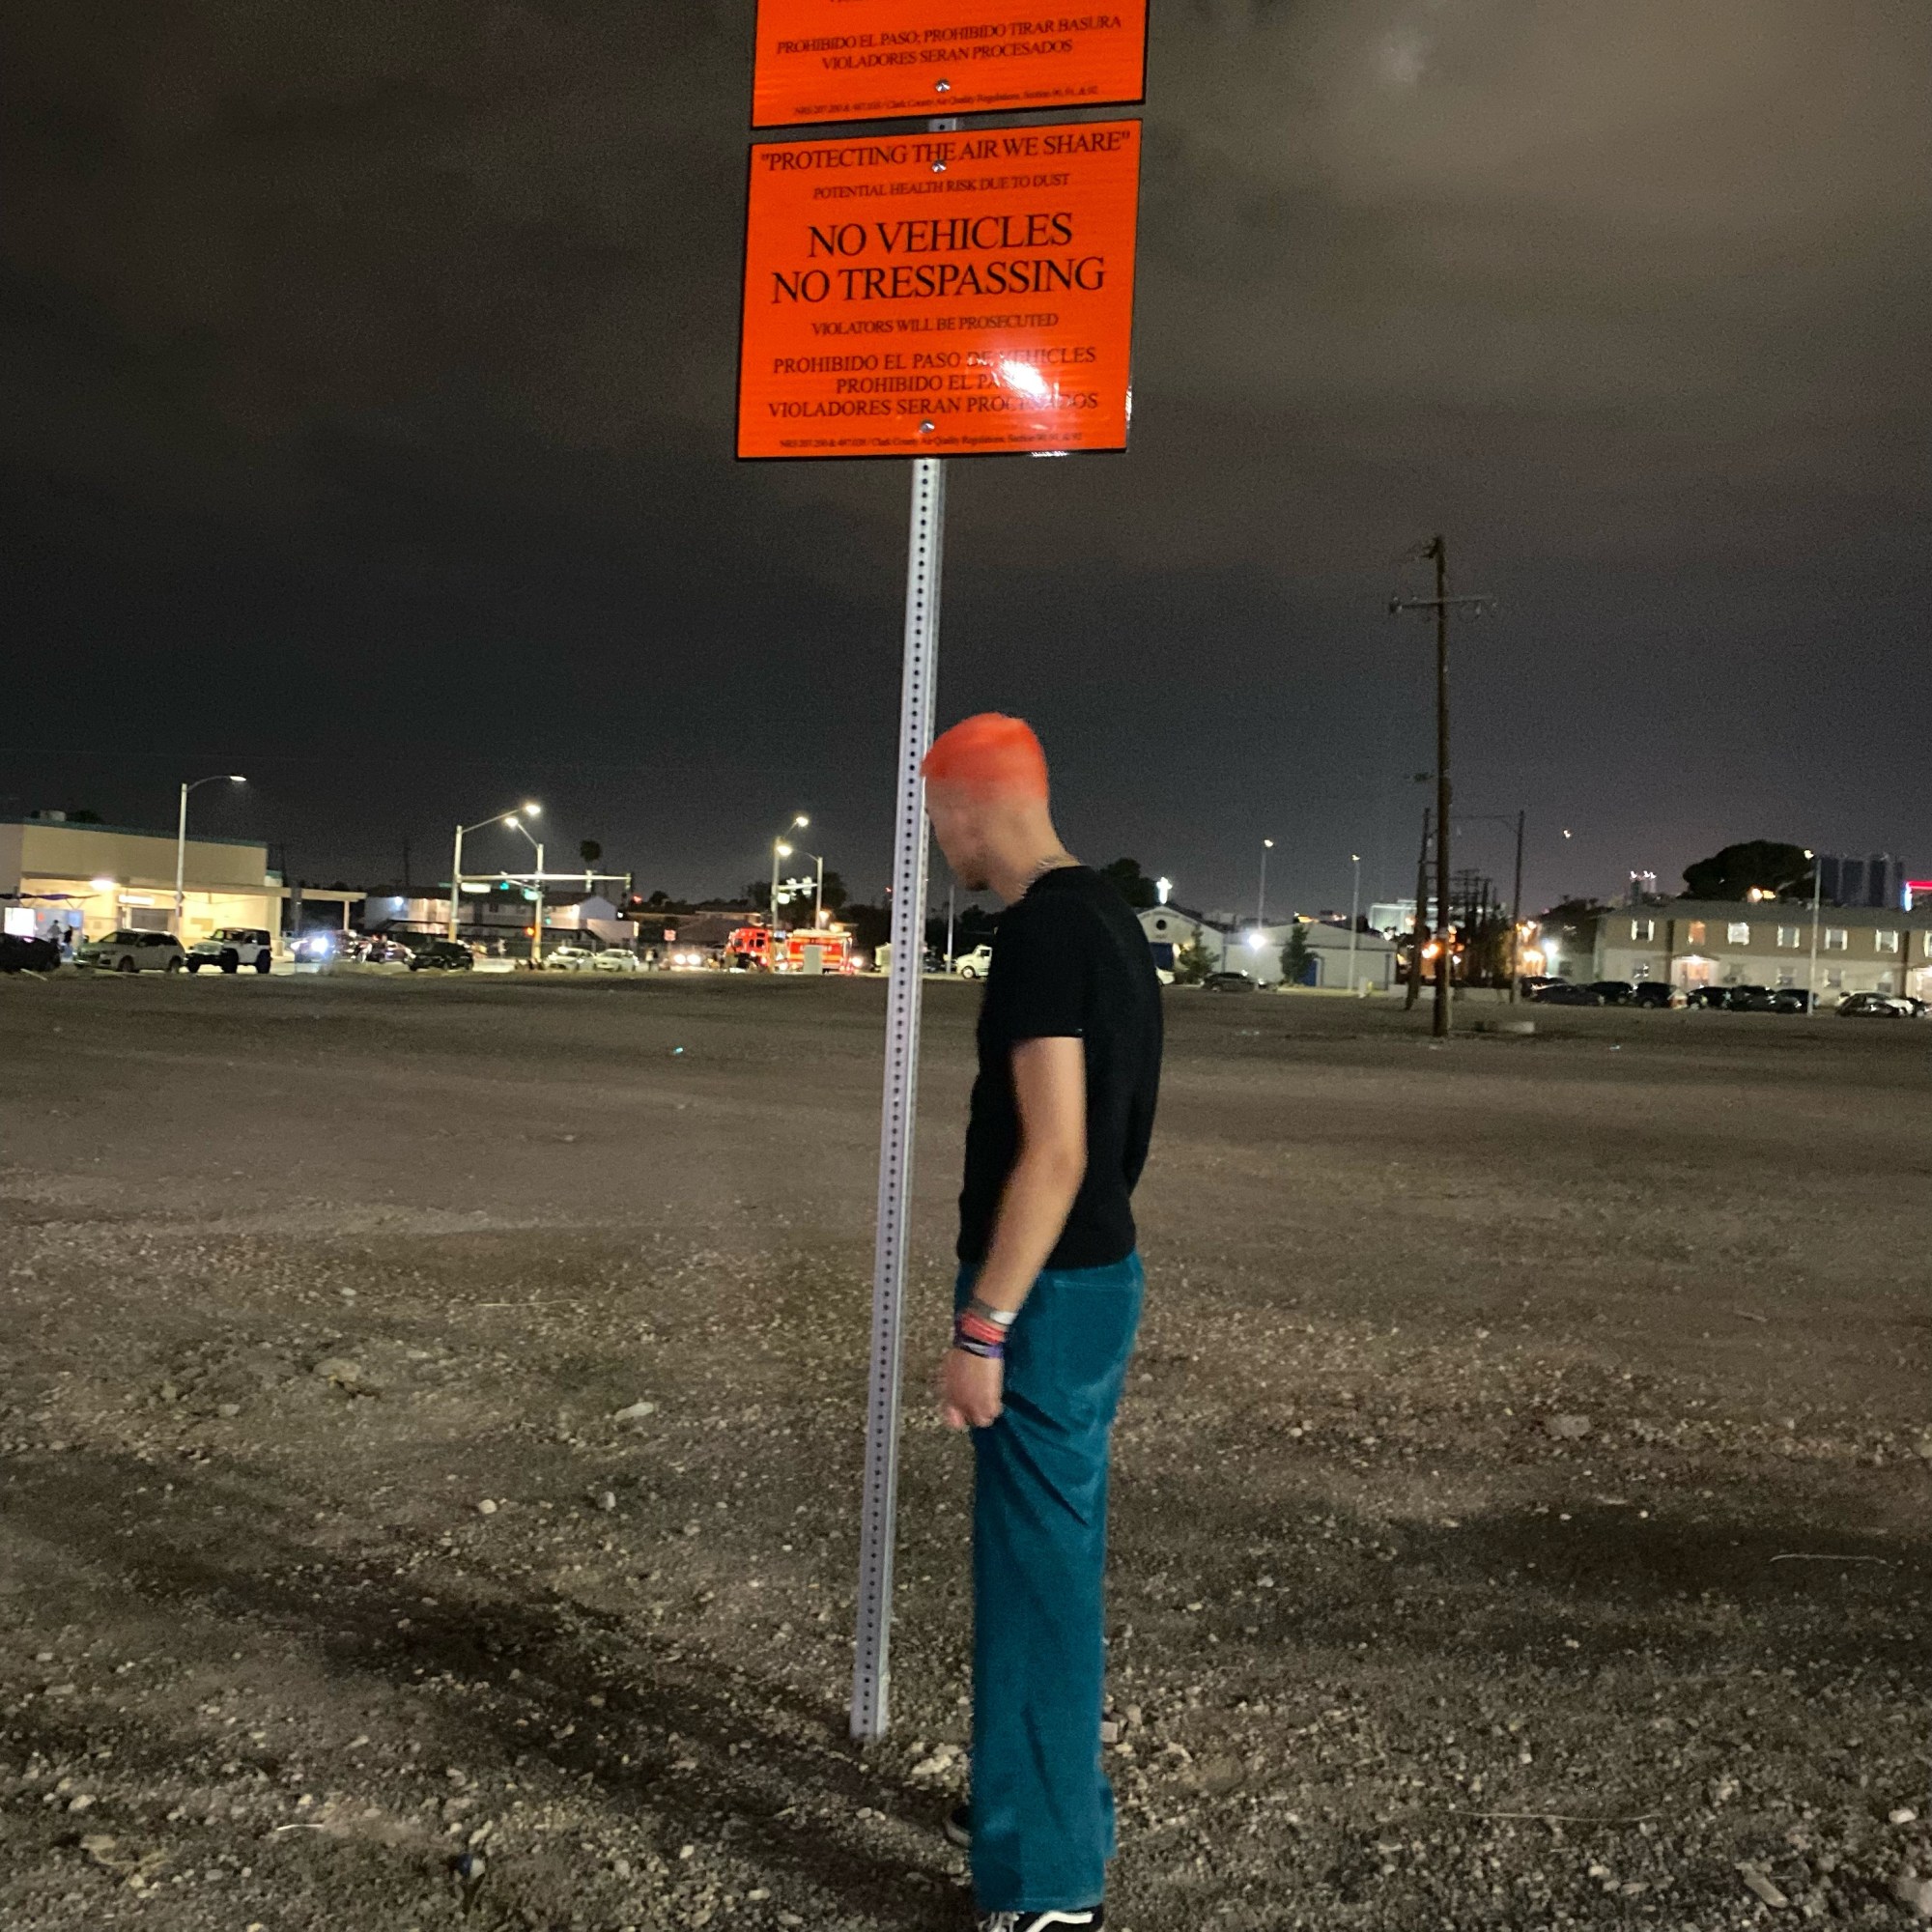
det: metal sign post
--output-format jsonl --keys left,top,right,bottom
{"left": 733, "top": 15, "right": 1147, "bottom": 1736}
{"left": 850, "top": 452, "right": 948, "bottom": 1743}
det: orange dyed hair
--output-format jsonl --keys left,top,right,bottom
{"left": 922, "top": 713, "right": 1049, "bottom": 800}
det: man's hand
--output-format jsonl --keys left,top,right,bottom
{"left": 938, "top": 1347, "right": 1005, "bottom": 1431}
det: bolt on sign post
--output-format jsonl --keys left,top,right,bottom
{"left": 738, "top": 122, "right": 1142, "bottom": 461}
{"left": 753, "top": 0, "right": 1149, "bottom": 129}
{"left": 744, "top": 3, "right": 1147, "bottom": 1748}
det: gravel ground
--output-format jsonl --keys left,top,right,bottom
{"left": 2, "top": 970, "right": 1929, "bottom": 1931}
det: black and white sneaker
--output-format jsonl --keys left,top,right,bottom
{"left": 943, "top": 1802, "right": 973, "bottom": 1849}
{"left": 977, "top": 1910, "right": 1104, "bottom": 1931}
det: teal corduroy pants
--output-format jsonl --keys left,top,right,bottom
{"left": 956, "top": 1252, "right": 1144, "bottom": 1914}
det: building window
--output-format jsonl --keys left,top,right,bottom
{"left": 1726, "top": 922, "right": 1750, "bottom": 945}
{"left": 1825, "top": 967, "right": 1844, "bottom": 989}
{"left": 1876, "top": 929, "right": 1899, "bottom": 953}
{"left": 1825, "top": 927, "right": 1848, "bottom": 951}
{"left": 1687, "top": 920, "right": 1706, "bottom": 947}
{"left": 1776, "top": 925, "right": 1800, "bottom": 948}
{"left": 1631, "top": 918, "right": 1654, "bottom": 943}
{"left": 1633, "top": 961, "right": 1652, "bottom": 980}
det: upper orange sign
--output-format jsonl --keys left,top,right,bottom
{"left": 752, "top": 1, "right": 1149, "bottom": 128}
{"left": 738, "top": 121, "right": 1140, "bottom": 460}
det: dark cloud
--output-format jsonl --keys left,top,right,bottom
{"left": 2, "top": 0, "right": 1927, "bottom": 911}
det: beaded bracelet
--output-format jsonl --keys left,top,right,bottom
{"left": 952, "top": 1309, "right": 1009, "bottom": 1359}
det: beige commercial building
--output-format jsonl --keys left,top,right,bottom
{"left": 0, "top": 815, "right": 355, "bottom": 946}
{"left": 1557, "top": 896, "right": 1932, "bottom": 1002}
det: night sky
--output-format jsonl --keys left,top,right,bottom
{"left": 5, "top": 1, "right": 1928, "bottom": 916}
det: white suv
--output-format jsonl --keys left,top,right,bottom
{"left": 80, "top": 929, "right": 186, "bottom": 974}
{"left": 186, "top": 927, "right": 275, "bottom": 975}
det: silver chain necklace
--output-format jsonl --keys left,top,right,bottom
{"left": 1021, "top": 852, "right": 1079, "bottom": 894}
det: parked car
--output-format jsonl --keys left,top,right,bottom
{"left": 1685, "top": 984, "right": 1732, "bottom": 1009}
{"left": 186, "top": 926, "right": 274, "bottom": 975}
{"left": 1837, "top": 991, "right": 1908, "bottom": 1018}
{"left": 1530, "top": 980, "right": 1601, "bottom": 1006}
{"left": 953, "top": 944, "right": 995, "bottom": 980}
{"left": 408, "top": 940, "right": 474, "bottom": 972}
{"left": 0, "top": 933, "right": 61, "bottom": 973}
{"left": 542, "top": 946, "right": 599, "bottom": 971}
{"left": 1770, "top": 987, "right": 1819, "bottom": 1014}
{"left": 359, "top": 936, "right": 413, "bottom": 964}
{"left": 591, "top": 949, "right": 644, "bottom": 973}
{"left": 1590, "top": 980, "right": 1636, "bottom": 1006}
{"left": 79, "top": 928, "right": 186, "bottom": 974}
{"left": 1631, "top": 981, "right": 1681, "bottom": 1009}
{"left": 1519, "top": 976, "right": 1562, "bottom": 999}
{"left": 1202, "top": 971, "right": 1258, "bottom": 993}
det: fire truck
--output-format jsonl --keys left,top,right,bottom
{"left": 724, "top": 920, "right": 855, "bottom": 974}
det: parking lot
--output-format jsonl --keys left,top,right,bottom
{"left": 3, "top": 972, "right": 1929, "bottom": 1930}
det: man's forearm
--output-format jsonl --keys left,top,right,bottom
{"left": 971, "top": 1148, "right": 1085, "bottom": 1314}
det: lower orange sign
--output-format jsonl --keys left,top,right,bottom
{"left": 752, "top": 0, "right": 1149, "bottom": 128}
{"left": 738, "top": 121, "right": 1141, "bottom": 460}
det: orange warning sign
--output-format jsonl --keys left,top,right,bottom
{"left": 738, "top": 121, "right": 1140, "bottom": 460}
{"left": 752, "top": 0, "right": 1148, "bottom": 128}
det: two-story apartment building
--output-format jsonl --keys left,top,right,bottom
{"left": 1553, "top": 897, "right": 1932, "bottom": 1002}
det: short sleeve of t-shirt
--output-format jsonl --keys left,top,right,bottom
{"left": 986, "top": 894, "right": 1090, "bottom": 1041}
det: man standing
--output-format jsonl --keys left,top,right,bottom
{"left": 923, "top": 714, "right": 1163, "bottom": 1932}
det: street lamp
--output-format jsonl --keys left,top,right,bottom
{"left": 1805, "top": 849, "right": 1823, "bottom": 1010}
{"left": 771, "top": 814, "right": 809, "bottom": 941}
{"left": 175, "top": 775, "right": 245, "bottom": 937}
{"left": 1347, "top": 853, "right": 1362, "bottom": 994}
{"left": 800, "top": 849, "right": 828, "bottom": 929}
{"left": 449, "top": 802, "right": 539, "bottom": 941}
{"left": 1257, "top": 838, "right": 1274, "bottom": 927}
{"left": 504, "top": 812, "right": 546, "bottom": 965}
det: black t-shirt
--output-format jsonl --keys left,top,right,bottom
{"left": 957, "top": 865, "right": 1163, "bottom": 1270}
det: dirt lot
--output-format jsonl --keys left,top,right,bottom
{"left": 3, "top": 971, "right": 1929, "bottom": 1931}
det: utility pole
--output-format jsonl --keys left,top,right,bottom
{"left": 1405, "top": 808, "right": 1430, "bottom": 1011}
{"left": 1389, "top": 537, "right": 1495, "bottom": 1038}
{"left": 1509, "top": 809, "right": 1525, "bottom": 1004}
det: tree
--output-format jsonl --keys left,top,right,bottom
{"left": 1683, "top": 841, "right": 1813, "bottom": 901}
{"left": 1173, "top": 926, "right": 1218, "bottom": 984}
{"left": 818, "top": 868, "right": 849, "bottom": 914}
{"left": 1098, "top": 857, "right": 1160, "bottom": 911}
{"left": 1279, "top": 923, "right": 1312, "bottom": 987}
{"left": 843, "top": 902, "right": 892, "bottom": 958}
{"left": 579, "top": 838, "right": 603, "bottom": 869}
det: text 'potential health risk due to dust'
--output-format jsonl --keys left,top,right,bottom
{"left": 738, "top": 120, "right": 1141, "bottom": 460}
{"left": 752, "top": 0, "right": 1149, "bottom": 128}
